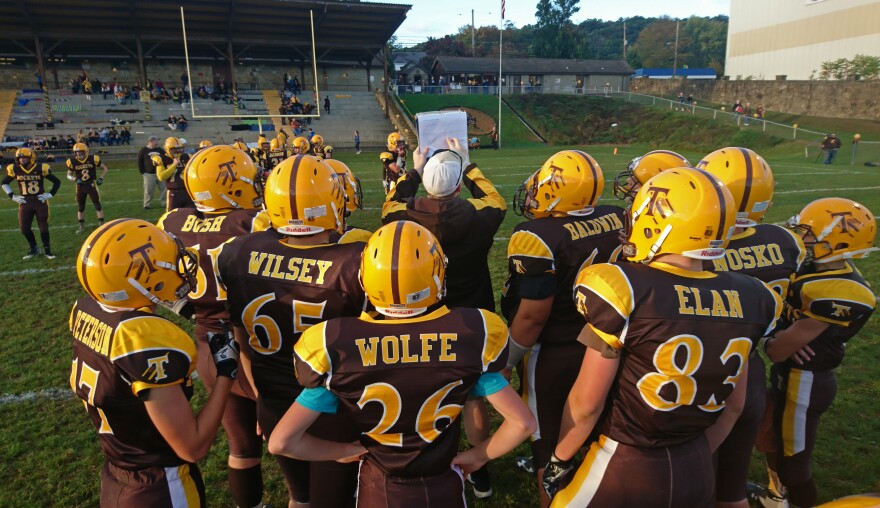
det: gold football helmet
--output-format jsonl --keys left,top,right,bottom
{"left": 360, "top": 221, "right": 447, "bottom": 317}
{"left": 513, "top": 150, "right": 604, "bottom": 219}
{"left": 164, "top": 137, "right": 185, "bottom": 158}
{"left": 257, "top": 135, "right": 270, "bottom": 151}
{"left": 292, "top": 136, "right": 310, "bottom": 154}
{"left": 387, "top": 132, "right": 403, "bottom": 151}
{"left": 623, "top": 167, "right": 736, "bottom": 263}
{"left": 198, "top": 140, "right": 213, "bottom": 149}
{"left": 324, "top": 159, "right": 363, "bottom": 214}
{"left": 380, "top": 151, "right": 395, "bottom": 163}
{"left": 232, "top": 141, "right": 249, "bottom": 152}
{"left": 15, "top": 147, "right": 36, "bottom": 166}
{"left": 184, "top": 145, "right": 263, "bottom": 212}
{"left": 322, "top": 145, "right": 334, "bottom": 159}
{"left": 77, "top": 218, "right": 197, "bottom": 309}
{"left": 310, "top": 134, "right": 324, "bottom": 148}
{"left": 787, "top": 198, "right": 877, "bottom": 263}
{"left": 614, "top": 150, "right": 690, "bottom": 201}
{"left": 264, "top": 155, "right": 345, "bottom": 235}
{"left": 73, "top": 143, "right": 89, "bottom": 161}
{"left": 269, "top": 138, "right": 281, "bottom": 151}
{"left": 696, "top": 147, "right": 774, "bottom": 227}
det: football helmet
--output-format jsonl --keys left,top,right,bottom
{"left": 264, "top": 155, "right": 345, "bottom": 236}
{"left": 310, "top": 134, "right": 324, "bottom": 148}
{"left": 292, "top": 136, "right": 310, "bottom": 154}
{"left": 184, "top": 145, "right": 263, "bottom": 212}
{"left": 380, "top": 151, "right": 395, "bottom": 163}
{"left": 270, "top": 138, "right": 281, "bottom": 151}
{"left": 73, "top": 143, "right": 89, "bottom": 161}
{"left": 198, "top": 140, "right": 213, "bottom": 149}
{"left": 324, "top": 159, "right": 363, "bottom": 213}
{"left": 614, "top": 150, "right": 690, "bottom": 201}
{"left": 322, "top": 145, "right": 334, "bottom": 159}
{"left": 697, "top": 147, "right": 774, "bottom": 227}
{"left": 16, "top": 147, "right": 36, "bottom": 166}
{"left": 787, "top": 198, "right": 877, "bottom": 263}
{"left": 164, "top": 137, "right": 185, "bottom": 158}
{"left": 513, "top": 150, "right": 604, "bottom": 219}
{"left": 232, "top": 141, "right": 249, "bottom": 152}
{"left": 360, "top": 221, "right": 447, "bottom": 317}
{"left": 77, "top": 218, "right": 197, "bottom": 309}
{"left": 257, "top": 135, "right": 270, "bottom": 151}
{"left": 623, "top": 167, "right": 736, "bottom": 263}
{"left": 387, "top": 132, "right": 403, "bottom": 151}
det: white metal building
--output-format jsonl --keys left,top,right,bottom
{"left": 725, "top": 0, "right": 880, "bottom": 80}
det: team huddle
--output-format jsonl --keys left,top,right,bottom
{"left": 7, "top": 133, "right": 875, "bottom": 507}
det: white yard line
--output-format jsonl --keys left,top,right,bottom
{"left": 0, "top": 266, "right": 74, "bottom": 276}
{"left": 775, "top": 186, "right": 880, "bottom": 195}
{"left": 0, "top": 387, "right": 73, "bottom": 404}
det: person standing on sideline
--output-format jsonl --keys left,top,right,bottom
{"left": 323, "top": 96, "right": 330, "bottom": 114}
{"left": 490, "top": 127, "right": 499, "bottom": 149}
{"left": 138, "top": 136, "right": 166, "bottom": 209}
{"left": 353, "top": 130, "right": 360, "bottom": 154}
{"left": 2, "top": 147, "right": 61, "bottom": 259}
{"left": 821, "top": 133, "right": 841, "bottom": 165}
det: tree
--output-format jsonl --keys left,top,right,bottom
{"left": 531, "top": 0, "right": 583, "bottom": 58}
{"left": 629, "top": 19, "right": 691, "bottom": 69}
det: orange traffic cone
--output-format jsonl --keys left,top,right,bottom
{"left": 613, "top": 147, "right": 618, "bottom": 155}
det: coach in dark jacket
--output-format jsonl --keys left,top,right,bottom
{"left": 137, "top": 136, "right": 165, "bottom": 209}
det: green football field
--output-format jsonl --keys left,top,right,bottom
{"left": 0, "top": 144, "right": 877, "bottom": 507}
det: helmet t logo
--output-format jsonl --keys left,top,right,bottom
{"left": 216, "top": 160, "right": 239, "bottom": 186}
{"left": 644, "top": 186, "right": 675, "bottom": 219}
{"left": 829, "top": 211, "right": 858, "bottom": 233}
{"left": 125, "top": 243, "right": 158, "bottom": 279}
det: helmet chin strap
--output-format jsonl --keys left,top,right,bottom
{"left": 644, "top": 224, "right": 673, "bottom": 263}
{"left": 128, "top": 278, "right": 161, "bottom": 305}
{"left": 817, "top": 215, "right": 843, "bottom": 241}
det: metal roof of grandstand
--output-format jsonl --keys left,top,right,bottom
{"left": 0, "top": 0, "right": 411, "bottom": 65}
{"left": 432, "top": 57, "right": 633, "bottom": 75}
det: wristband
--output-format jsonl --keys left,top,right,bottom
{"left": 506, "top": 336, "right": 532, "bottom": 370}
{"left": 760, "top": 336, "right": 773, "bottom": 354}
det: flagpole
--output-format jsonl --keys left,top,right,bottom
{"left": 498, "top": 2, "right": 503, "bottom": 149}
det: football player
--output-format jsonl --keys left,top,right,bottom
{"left": 291, "top": 136, "right": 310, "bottom": 156}
{"left": 66, "top": 143, "right": 108, "bottom": 233}
{"left": 262, "top": 138, "right": 289, "bottom": 185}
{"left": 157, "top": 145, "right": 270, "bottom": 508}
{"left": 502, "top": 150, "right": 625, "bottom": 507}
{"left": 153, "top": 137, "right": 194, "bottom": 211}
{"left": 321, "top": 145, "right": 334, "bottom": 160}
{"left": 387, "top": 131, "right": 407, "bottom": 171}
{"left": 71, "top": 218, "right": 239, "bottom": 507}
{"left": 267, "top": 221, "right": 536, "bottom": 508}
{"left": 545, "top": 167, "right": 782, "bottom": 507}
{"left": 216, "top": 155, "right": 366, "bottom": 508}
{"left": 2, "top": 147, "right": 61, "bottom": 259}
{"left": 381, "top": 139, "right": 508, "bottom": 497}
{"left": 380, "top": 151, "right": 400, "bottom": 193}
{"left": 758, "top": 198, "right": 876, "bottom": 508}
{"left": 197, "top": 139, "right": 213, "bottom": 151}
{"left": 309, "top": 134, "right": 325, "bottom": 159}
{"left": 250, "top": 135, "right": 271, "bottom": 174}
{"left": 613, "top": 149, "right": 691, "bottom": 202}
{"left": 323, "top": 159, "right": 371, "bottom": 244}
{"left": 697, "top": 147, "right": 807, "bottom": 508}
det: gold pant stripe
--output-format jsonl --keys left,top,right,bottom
{"left": 782, "top": 368, "right": 812, "bottom": 456}
{"left": 551, "top": 435, "right": 618, "bottom": 508}
{"left": 522, "top": 345, "right": 541, "bottom": 441}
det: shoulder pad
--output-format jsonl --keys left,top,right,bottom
{"left": 574, "top": 263, "right": 634, "bottom": 320}
{"left": 293, "top": 321, "right": 331, "bottom": 388}
{"left": 111, "top": 315, "right": 196, "bottom": 395}
{"left": 508, "top": 229, "right": 556, "bottom": 276}
{"left": 338, "top": 228, "right": 372, "bottom": 244}
{"left": 799, "top": 277, "right": 876, "bottom": 325}
{"left": 476, "top": 309, "right": 509, "bottom": 372}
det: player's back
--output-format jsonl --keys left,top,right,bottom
{"left": 158, "top": 208, "right": 268, "bottom": 321}
{"left": 502, "top": 204, "right": 625, "bottom": 344}
{"left": 217, "top": 229, "right": 365, "bottom": 400}
{"left": 69, "top": 297, "right": 196, "bottom": 469}
{"left": 294, "top": 306, "right": 508, "bottom": 477}
{"left": 576, "top": 262, "right": 781, "bottom": 448}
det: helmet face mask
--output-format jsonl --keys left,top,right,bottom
{"left": 513, "top": 150, "right": 604, "bottom": 219}
{"left": 292, "top": 137, "right": 310, "bottom": 154}
{"left": 387, "top": 132, "right": 402, "bottom": 152}
{"left": 787, "top": 198, "right": 878, "bottom": 263}
{"left": 614, "top": 151, "right": 691, "bottom": 202}
{"left": 165, "top": 137, "right": 184, "bottom": 158}
{"left": 16, "top": 148, "right": 36, "bottom": 166}
{"left": 73, "top": 143, "right": 89, "bottom": 161}
{"left": 324, "top": 159, "right": 363, "bottom": 214}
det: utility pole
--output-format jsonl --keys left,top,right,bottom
{"left": 673, "top": 20, "right": 679, "bottom": 78}
{"left": 623, "top": 20, "right": 627, "bottom": 59}
{"left": 472, "top": 9, "right": 476, "bottom": 56}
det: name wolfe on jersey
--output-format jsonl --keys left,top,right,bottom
{"left": 355, "top": 333, "right": 459, "bottom": 367}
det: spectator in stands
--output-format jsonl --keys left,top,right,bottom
{"left": 155, "top": 79, "right": 164, "bottom": 91}
{"left": 83, "top": 80, "right": 92, "bottom": 100}
{"left": 283, "top": 72, "right": 289, "bottom": 90}
{"left": 108, "top": 127, "right": 118, "bottom": 146}
{"left": 177, "top": 115, "right": 188, "bottom": 133}
{"left": 324, "top": 96, "right": 331, "bottom": 114}
{"left": 87, "top": 128, "right": 98, "bottom": 146}
{"left": 181, "top": 72, "right": 188, "bottom": 89}
{"left": 115, "top": 88, "right": 126, "bottom": 105}
{"left": 69, "top": 77, "right": 80, "bottom": 94}
{"left": 99, "top": 128, "right": 109, "bottom": 146}
{"left": 102, "top": 83, "right": 110, "bottom": 100}
{"left": 146, "top": 79, "right": 153, "bottom": 93}
{"left": 678, "top": 91, "right": 685, "bottom": 104}
{"left": 293, "top": 75, "right": 301, "bottom": 95}
{"left": 138, "top": 136, "right": 166, "bottom": 209}
{"left": 120, "top": 127, "right": 131, "bottom": 145}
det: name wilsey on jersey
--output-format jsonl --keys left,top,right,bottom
{"left": 248, "top": 250, "right": 333, "bottom": 283}
{"left": 71, "top": 310, "right": 113, "bottom": 355}
{"left": 675, "top": 285, "right": 744, "bottom": 318}
{"left": 355, "top": 334, "right": 458, "bottom": 367}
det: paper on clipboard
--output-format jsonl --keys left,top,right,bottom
{"left": 415, "top": 110, "right": 469, "bottom": 158}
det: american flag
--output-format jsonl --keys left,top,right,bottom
{"left": 501, "top": 0, "right": 505, "bottom": 19}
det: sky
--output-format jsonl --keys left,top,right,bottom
{"left": 390, "top": 0, "right": 730, "bottom": 46}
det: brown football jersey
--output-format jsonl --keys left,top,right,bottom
{"left": 266, "top": 149, "right": 288, "bottom": 171}
{"left": 294, "top": 306, "right": 509, "bottom": 477}
{"left": 779, "top": 262, "right": 875, "bottom": 371}
{"left": 6, "top": 162, "right": 51, "bottom": 198}
{"left": 157, "top": 208, "right": 270, "bottom": 322}
{"left": 153, "top": 152, "right": 187, "bottom": 191}
{"left": 216, "top": 230, "right": 366, "bottom": 400}
{"left": 66, "top": 155, "right": 102, "bottom": 184}
{"left": 574, "top": 262, "right": 782, "bottom": 448}
{"left": 502, "top": 205, "right": 625, "bottom": 345}
{"left": 69, "top": 297, "right": 196, "bottom": 469}
{"left": 708, "top": 224, "right": 807, "bottom": 296}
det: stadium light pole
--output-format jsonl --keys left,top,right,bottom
{"left": 672, "top": 20, "right": 679, "bottom": 78}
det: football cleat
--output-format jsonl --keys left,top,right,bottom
{"left": 44, "top": 247, "right": 56, "bottom": 260}
{"left": 466, "top": 465, "right": 493, "bottom": 499}
{"left": 22, "top": 245, "right": 40, "bottom": 260}
{"left": 515, "top": 455, "right": 536, "bottom": 474}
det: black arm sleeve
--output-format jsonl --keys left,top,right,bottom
{"left": 46, "top": 172, "right": 61, "bottom": 195}
{"left": 462, "top": 164, "right": 484, "bottom": 198}
{"left": 387, "top": 169, "right": 421, "bottom": 201}
{"left": 1, "top": 175, "right": 12, "bottom": 186}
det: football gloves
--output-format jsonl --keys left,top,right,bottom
{"left": 11, "top": 195, "right": 26, "bottom": 205}
{"left": 543, "top": 455, "right": 575, "bottom": 499}
{"left": 37, "top": 193, "right": 53, "bottom": 202}
{"left": 207, "top": 322, "right": 240, "bottom": 379}
{"left": 67, "top": 173, "right": 76, "bottom": 182}
{"left": 96, "top": 177, "right": 103, "bottom": 186}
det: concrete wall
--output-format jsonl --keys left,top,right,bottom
{"left": 726, "top": 0, "right": 880, "bottom": 80}
{"left": 629, "top": 78, "right": 880, "bottom": 121}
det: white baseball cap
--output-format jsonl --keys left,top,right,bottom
{"left": 422, "top": 150, "right": 464, "bottom": 197}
